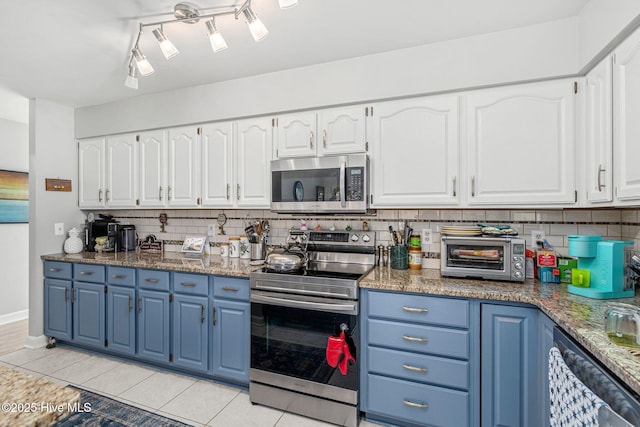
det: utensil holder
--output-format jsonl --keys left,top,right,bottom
{"left": 390, "top": 246, "right": 408, "bottom": 270}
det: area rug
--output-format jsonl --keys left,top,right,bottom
{"left": 53, "top": 386, "right": 192, "bottom": 426}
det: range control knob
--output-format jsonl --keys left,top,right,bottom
{"left": 514, "top": 271, "right": 523, "bottom": 279}
{"left": 362, "top": 234, "right": 371, "bottom": 243}
{"left": 514, "top": 262, "right": 523, "bottom": 270}
{"left": 351, "top": 234, "right": 359, "bottom": 242}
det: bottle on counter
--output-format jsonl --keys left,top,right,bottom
{"left": 409, "top": 244, "right": 423, "bottom": 270}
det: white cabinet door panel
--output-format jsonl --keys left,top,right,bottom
{"left": 138, "top": 130, "right": 167, "bottom": 208}
{"left": 202, "top": 122, "right": 234, "bottom": 207}
{"left": 276, "top": 112, "right": 316, "bottom": 158}
{"left": 78, "top": 138, "right": 105, "bottom": 208}
{"left": 236, "top": 118, "right": 272, "bottom": 207}
{"left": 105, "top": 134, "right": 137, "bottom": 208}
{"left": 167, "top": 127, "right": 200, "bottom": 207}
{"left": 318, "top": 106, "right": 367, "bottom": 155}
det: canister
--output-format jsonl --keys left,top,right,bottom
{"left": 219, "top": 243, "right": 229, "bottom": 257}
{"left": 229, "top": 237, "right": 240, "bottom": 258}
{"left": 409, "top": 246, "right": 422, "bottom": 270}
{"left": 240, "top": 235, "right": 251, "bottom": 259}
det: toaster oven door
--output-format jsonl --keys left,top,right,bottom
{"left": 443, "top": 239, "right": 507, "bottom": 271}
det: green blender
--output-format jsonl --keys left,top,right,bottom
{"left": 567, "top": 235, "right": 634, "bottom": 299}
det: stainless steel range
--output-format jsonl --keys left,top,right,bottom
{"left": 249, "top": 229, "right": 375, "bottom": 427}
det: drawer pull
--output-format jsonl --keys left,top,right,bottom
{"left": 402, "top": 364, "right": 428, "bottom": 373}
{"left": 403, "top": 400, "right": 428, "bottom": 409}
{"left": 49, "top": 268, "right": 61, "bottom": 273}
{"left": 221, "top": 287, "right": 239, "bottom": 292}
{"left": 403, "top": 335, "right": 428, "bottom": 343}
{"left": 112, "top": 275, "right": 125, "bottom": 279}
{"left": 402, "top": 306, "right": 428, "bottom": 313}
{"left": 144, "top": 278, "right": 159, "bottom": 283}
{"left": 79, "top": 271, "right": 93, "bottom": 275}
{"left": 180, "top": 282, "right": 196, "bottom": 287}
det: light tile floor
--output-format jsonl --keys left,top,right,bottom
{"left": 0, "top": 346, "right": 383, "bottom": 427}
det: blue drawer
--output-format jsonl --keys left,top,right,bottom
{"left": 367, "top": 374, "right": 469, "bottom": 427}
{"left": 44, "top": 261, "right": 72, "bottom": 280}
{"left": 107, "top": 266, "right": 135, "bottom": 287}
{"left": 368, "top": 318, "right": 469, "bottom": 359}
{"left": 213, "top": 277, "right": 249, "bottom": 301}
{"left": 368, "top": 291, "right": 469, "bottom": 328}
{"left": 73, "top": 263, "right": 105, "bottom": 283}
{"left": 368, "top": 346, "right": 469, "bottom": 390}
{"left": 138, "top": 269, "right": 170, "bottom": 291}
{"left": 173, "top": 272, "right": 209, "bottom": 296}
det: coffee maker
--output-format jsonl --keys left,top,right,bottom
{"left": 567, "top": 235, "right": 634, "bottom": 299}
{"left": 107, "top": 223, "right": 137, "bottom": 252}
{"left": 85, "top": 215, "right": 114, "bottom": 251}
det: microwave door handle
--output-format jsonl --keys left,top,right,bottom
{"left": 340, "top": 161, "right": 346, "bottom": 208}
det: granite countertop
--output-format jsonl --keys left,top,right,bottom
{"left": 0, "top": 365, "right": 80, "bottom": 426}
{"left": 41, "top": 252, "right": 640, "bottom": 396}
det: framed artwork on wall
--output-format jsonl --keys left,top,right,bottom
{"left": 0, "top": 170, "right": 28, "bottom": 223}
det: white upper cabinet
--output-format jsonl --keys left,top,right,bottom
{"left": 138, "top": 130, "right": 167, "bottom": 208}
{"left": 317, "top": 106, "right": 368, "bottom": 156}
{"left": 78, "top": 138, "right": 106, "bottom": 208}
{"left": 613, "top": 29, "right": 640, "bottom": 201}
{"left": 370, "top": 96, "right": 459, "bottom": 207}
{"left": 465, "top": 79, "right": 576, "bottom": 206}
{"left": 167, "top": 126, "right": 200, "bottom": 207}
{"left": 235, "top": 117, "right": 273, "bottom": 208}
{"left": 584, "top": 57, "right": 613, "bottom": 204}
{"left": 105, "top": 134, "right": 137, "bottom": 208}
{"left": 275, "top": 112, "right": 316, "bottom": 158}
{"left": 201, "top": 122, "right": 234, "bottom": 207}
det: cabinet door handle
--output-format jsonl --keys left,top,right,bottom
{"left": 64, "top": 288, "right": 68, "bottom": 301}
{"left": 471, "top": 176, "right": 475, "bottom": 197}
{"left": 128, "top": 295, "right": 132, "bottom": 312}
{"left": 144, "top": 278, "right": 159, "bottom": 283}
{"left": 597, "top": 165, "right": 606, "bottom": 191}
{"left": 137, "top": 297, "right": 142, "bottom": 313}
{"left": 323, "top": 129, "right": 327, "bottom": 148}
{"left": 402, "top": 306, "right": 428, "bottom": 313}
{"left": 452, "top": 177, "right": 457, "bottom": 197}
{"left": 200, "top": 304, "right": 205, "bottom": 324}
{"left": 79, "top": 271, "right": 93, "bottom": 275}
{"left": 212, "top": 307, "right": 216, "bottom": 325}
{"left": 226, "top": 184, "right": 230, "bottom": 200}
{"left": 403, "top": 335, "right": 428, "bottom": 343}
{"left": 237, "top": 184, "right": 240, "bottom": 201}
{"left": 168, "top": 186, "right": 172, "bottom": 201}
{"left": 98, "top": 189, "right": 103, "bottom": 202}
{"left": 106, "top": 189, "right": 110, "bottom": 202}
{"left": 71, "top": 289, "right": 75, "bottom": 304}
{"left": 180, "top": 282, "right": 196, "bottom": 287}
{"left": 403, "top": 400, "right": 428, "bottom": 409}
{"left": 310, "top": 131, "right": 314, "bottom": 149}
{"left": 159, "top": 186, "right": 163, "bottom": 201}
{"left": 49, "top": 268, "right": 61, "bottom": 273}
{"left": 221, "top": 287, "right": 239, "bottom": 292}
{"left": 402, "top": 364, "right": 428, "bottom": 373}
{"left": 112, "top": 275, "right": 125, "bottom": 279}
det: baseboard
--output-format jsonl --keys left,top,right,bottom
{"left": 24, "top": 335, "right": 48, "bottom": 349}
{"left": 0, "top": 309, "right": 28, "bottom": 326}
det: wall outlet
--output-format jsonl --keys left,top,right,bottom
{"left": 207, "top": 224, "right": 216, "bottom": 237}
{"left": 531, "top": 230, "right": 545, "bottom": 245}
{"left": 54, "top": 223, "right": 65, "bottom": 236}
{"left": 421, "top": 229, "right": 433, "bottom": 245}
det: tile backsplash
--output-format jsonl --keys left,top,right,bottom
{"left": 98, "top": 208, "right": 640, "bottom": 270}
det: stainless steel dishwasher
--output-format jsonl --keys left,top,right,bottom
{"left": 553, "top": 327, "right": 640, "bottom": 426}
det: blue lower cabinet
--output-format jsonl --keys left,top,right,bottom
{"left": 173, "top": 294, "right": 208, "bottom": 373}
{"left": 481, "top": 304, "right": 539, "bottom": 427}
{"left": 44, "top": 278, "right": 72, "bottom": 341}
{"left": 211, "top": 298, "right": 250, "bottom": 384}
{"left": 106, "top": 285, "right": 136, "bottom": 355}
{"left": 538, "top": 312, "right": 556, "bottom": 427}
{"left": 72, "top": 282, "right": 106, "bottom": 348}
{"left": 137, "top": 289, "right": 171, "bottom": 363}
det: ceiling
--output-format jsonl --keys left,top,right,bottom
{"left": 0, "top": 0, "right": 589, "bottom": 109}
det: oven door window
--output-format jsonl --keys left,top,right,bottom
{"left": 251, "top": 302, "right": 358, "bottom": 390}
{"left": 446, "top": 244, "right": 505, "bottom": 271}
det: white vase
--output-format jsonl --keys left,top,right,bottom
{"left": 64, "top": 228, "right": 84, "bottom": 254}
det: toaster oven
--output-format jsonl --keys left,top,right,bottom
{"left": 441, "top": 236, "right": 526, "bottom": 282}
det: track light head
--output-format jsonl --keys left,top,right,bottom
{"left": 206, "top": 19, "right": 228, "bottom": 52}
{"left": 132, "top": 46, "right": 154, "bottom": 76}
{"left": 242, "top": 6, "right": 269, "bottom": 41}
{"left": 124, "top": 64, "right": 139, "bottom": 89}
{"left": 153, "top": 27, "right": 180, "bottom": 59}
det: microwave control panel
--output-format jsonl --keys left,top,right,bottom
{"left": 347, "top": 167, "right": 364, "bottom": 201}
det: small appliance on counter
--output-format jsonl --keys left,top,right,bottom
{"left": 107, "top": 223, "right": 137, "bottom": 252}
{"left": 567, "top": 235, "right": 634, "bottom": 299}
{"left": 85, "top": 214, "right": 115, "bottom": 252}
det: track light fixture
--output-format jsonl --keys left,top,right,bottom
{"left": 126, "top": 0, "right": 297, "bottom": 90}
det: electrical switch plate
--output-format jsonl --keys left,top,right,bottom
{"left": 54, "top": 223, "right": 64, "bottom": 236}
{"left": 207, "top": 224, "right": 216, "bottom": 237}
{"left": 531, "top": 230, "right": 545, "bottom": 245}
{"left": 421, "top": 229, "right": 433, "bottom": 245}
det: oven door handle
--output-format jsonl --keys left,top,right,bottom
{"left": 251, "top": 293, "right": 357, "bottom": 313}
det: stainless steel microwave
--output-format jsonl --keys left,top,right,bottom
{"left": 441, "top": 235, "right": 526, "bottom": 282}
{"left": 270, "top": 154, "right": 369, "bottom": 214}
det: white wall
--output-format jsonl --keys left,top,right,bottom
{"left": 0, "top": 118, "right": 29, "bottom": 324}
{"left": 578, "top": 0, "right": 640, "bottom": 70}
{"left": 76, "top": 18, "right": 578, "bottom": 138}
{"left": 27, "top": 99, "right": 84, "bottom": 347}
